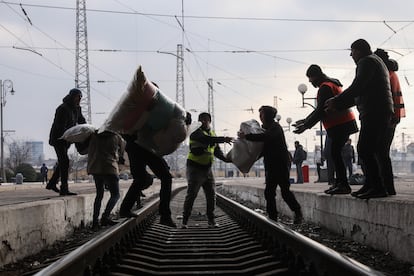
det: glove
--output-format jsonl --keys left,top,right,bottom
{"left": 293, "top": 122, "right": 307, "bottom": 134}
{"left": 292, "top": 119, "right": 305, "bottom": 127}
{"left": 293, "top": 119, "right": 307, "bottom": 134}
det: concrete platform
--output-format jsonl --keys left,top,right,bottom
{"left": 219, "top": 175, "right": 414, "bottom": 265}
{"left": 0, "top": 175, "right": 413, "bottom": 267}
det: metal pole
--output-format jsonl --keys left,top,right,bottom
{"left": 0, "top": 80, "right": 5, "bottom": 183}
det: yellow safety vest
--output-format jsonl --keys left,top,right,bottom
{"left": 187, "top": 129, "right": 216, "bottom": 166}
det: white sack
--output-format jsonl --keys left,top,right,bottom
{"left": 100, "top": 65, "right": 191, "bottom": 156}
{"left": 227, "top": 119, "right": 264, "bottom": 173}
{"left": 99, "top": 66, "right": 157, "bottom": 134}
{"left": 60, "top": 124, "right": 96, "bottom": 143}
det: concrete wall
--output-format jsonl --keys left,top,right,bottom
{"left": 219, "top": 184, "right": 414, "bottom": 264}
{"left": 0, "top": 191, "right": 125, "bottom": 266}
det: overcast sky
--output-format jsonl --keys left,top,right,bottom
{"left": 1, "top": 0, "right": 414, "bottom": 159}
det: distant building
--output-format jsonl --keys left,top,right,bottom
{"left": 25, "top": 141, "right": 45, "bottom": 166}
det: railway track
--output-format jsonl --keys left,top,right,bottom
{"left": 33, "top": 186, "right": 383, "bottom": 276}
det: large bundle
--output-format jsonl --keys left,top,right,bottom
{"left": 227, "top": 119, "right": 264, "bottom": 173}
{"left": 100, "top": 65, "right": 188, "bottom": 156}
{"left": 60, "top": 124, "right": 96, "bottom": 143}
{"left": 60, "top": 124, "right": 96, "bottom": 155}
{"left": 100, "top": 66, "right": 158, "bottom": 134}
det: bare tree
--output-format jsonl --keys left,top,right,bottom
{"left": 6, "top": 139, "right": 31, "bottom": 171}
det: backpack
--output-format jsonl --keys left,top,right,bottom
{"left": 349, "top": 173, "right": 365, "bottom": 185}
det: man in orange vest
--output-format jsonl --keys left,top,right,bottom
{"left": 294, "top": 64, "right": 358, "bottom": 194}
{"left": 373, "top": 49, "right": 406, "bottom": 196}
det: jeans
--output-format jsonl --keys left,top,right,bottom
{"left": 295, "top": 161, "right": 303, "bottom": 183}
{"left": 357, "top": 115, "right": 390, "bottom": 193}
{"left": 182, "top": 165, "right": 216, "bottom": 222}
{"left": 265, "top": 166, "right": 301, "bottom": 219}
{"left": 93, "top": 174, "right": 120, "bottom": 222}
{"left": 330, "top": 133, "right": 350, "bottom": 186}
{"left": 48, "top": 140, "right": 70, "bottom": 192}
{"left": 379, "top": 124, "right": 397, "bottom": 194}
{"left": 120, "top": 142, "right": 172, "bottom": 218}
{"left": 324, "top": 136, "right": 336, "bottom": 184}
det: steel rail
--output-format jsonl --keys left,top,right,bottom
{"left": 34, "top": 186, "right": 383, "bottom": 276}
{"left": 217, "top": 193, "right": 383, "bottom": 276}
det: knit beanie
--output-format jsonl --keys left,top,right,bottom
{"left": 306, "top": 64, "right": 324, "bottom": 78}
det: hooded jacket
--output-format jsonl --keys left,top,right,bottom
{"left": 49, "top": 93, "right": 86, "bottom": 146}
{"left": 87, "top": 131, "right": 125, "bottom": 175}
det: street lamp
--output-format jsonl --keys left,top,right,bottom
{"left": 0, "top": 79, "right": 15, "bottom": 183}
{"left": 297, "top": 83, "right": 324, "bottom": 154}
{"left": 276, "top": 114, "right": 292, "bottom": 131}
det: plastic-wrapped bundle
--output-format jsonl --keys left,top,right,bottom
{"left": 60, "top": 124, "right": 96, "bottom": 155}
{"left": 100, "top": 65, "right": 188, "bottom": 156}
{"left": 60, "top": 124, "right": 96, "bottom": 143}
{"left": 99, "top": 66, "right": 157, "bottom": 134}
{"left": 227, "top": 119, "right": 264, "bottom": 173}
{"left": 135, "top": 100, "right": 187, "bottom": 156}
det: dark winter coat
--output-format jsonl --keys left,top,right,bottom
{"left": 245, "top": 121, "right": 290, "bottom": 172}
{"left": 49, "top": 94, "right": 86, "bottom": 146}
{"left": 333, "top": 54, "right": 394, "bottom": 120}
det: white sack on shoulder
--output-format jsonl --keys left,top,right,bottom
{"left": 227, "top": 119, "right": 264, "bottom": 173}
{"left": 60, "top": 124, "right": 96, "bottom": 143}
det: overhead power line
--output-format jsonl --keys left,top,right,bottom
{"left": 2, "top": 1, "right": 414, "bottom": 23}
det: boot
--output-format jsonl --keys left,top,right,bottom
{"left": 160, "top": 216, "right": 177, "bottom": 228}
{"left": 326, "top": 182, "right": 351, "bottom": 195}
{"left": 101, "top": 216, "right": 117, "bottom": 226}
{"left": 351, "top": 185, "right": 370, "bottom": 197}
{"left": 91, "top": 220, "right": 100, "bottom": 231}
{"left": 293, "top": 209, "right": 303, "bottom": 224}
{"left": 181, "top": 216, "right": 189, "bottom": 229}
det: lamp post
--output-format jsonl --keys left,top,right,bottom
{"left": 276, "top": 114, "right": 292, "bottom": 131}
{"left": 0, "top": 80, "right": 15, "bottom": 183}
{"left": 297, "top": 83, "right": 324, "bottom": 154}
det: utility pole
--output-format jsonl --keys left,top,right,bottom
{"left": 207, "top": 78, "right": 215, "bottom": 130}
{"left": 75, "top": 0, "right": 92, "bottom": 123}
{"left": 176, "top": 44, "right": 185, "bottom": 108}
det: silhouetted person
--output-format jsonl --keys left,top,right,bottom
{"left": 40, "top": 163, "right": 48, "bottom": 184}
{"left": 341, "top": 138, "right": 355, "bottom": 178}
{"left": 239, "top": 106, "right": 302, "bottom": 224}
{"left": 181, "top": 112, "right": 233, "bottom": 228}
{"left": 47, "top": 88, "right": 86, "bottom": 196}
{"left": 294, "top": 65, "right": 358, "bottom": 194}
{"left": 325, "top": 39, "right": 393, "bottom": 199}
{"left": 293, "top": 141, "right": 306, "bottom": 183}
{"left": 373, "top": 49, "right": 406, "bottom": 196}
{"left": 88, "top": 130, "right": 125, "bottom": 230}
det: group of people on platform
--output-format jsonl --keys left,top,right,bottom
{"left": 44, "top": 38, "right": 404, "bottom": 230}
{"left": 293, "top": 39, "right": 405, "bottom": 199}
